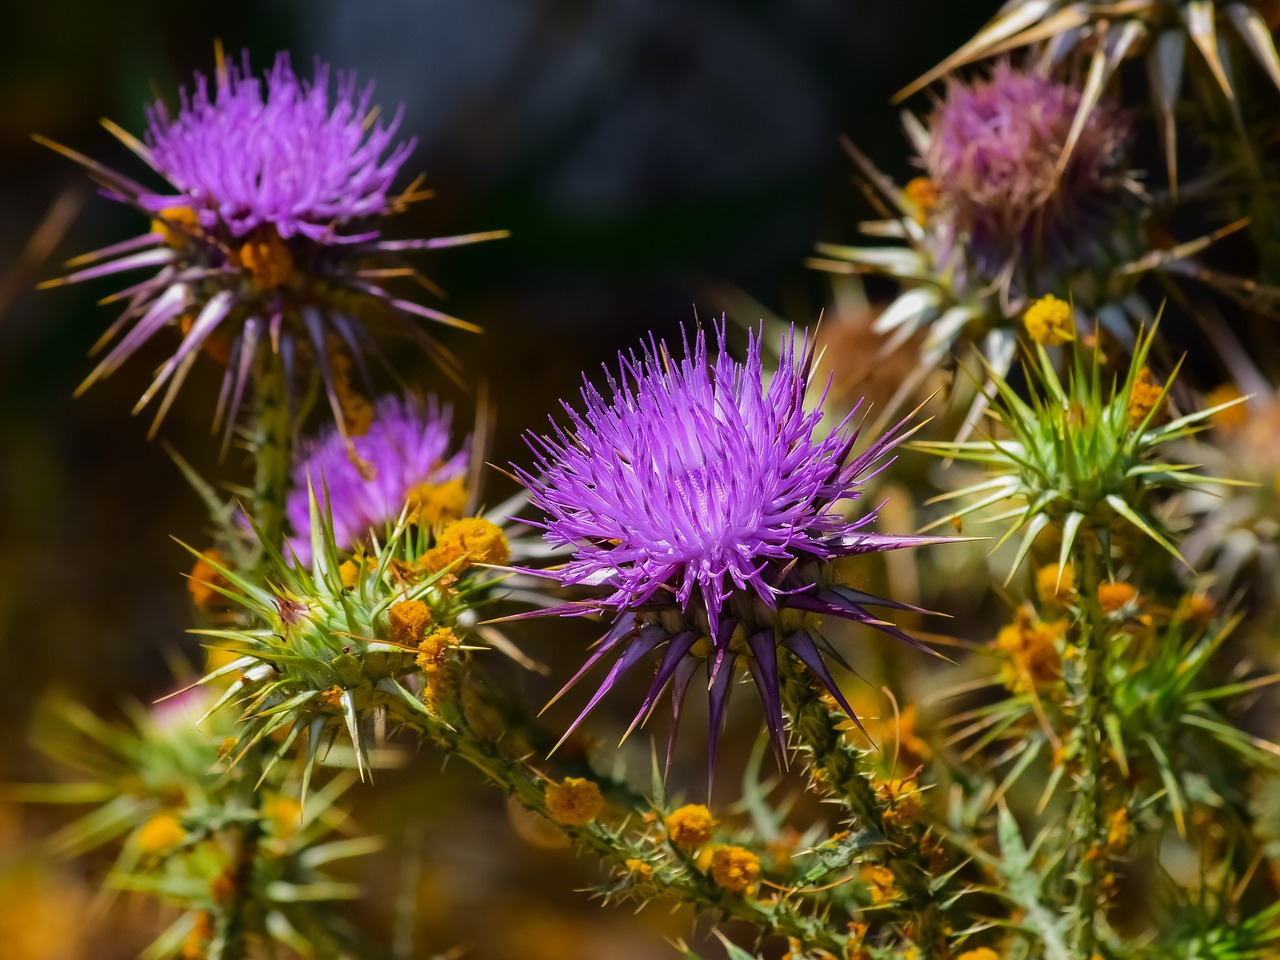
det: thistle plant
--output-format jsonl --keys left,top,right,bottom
{"left": 39, "top": 48, "right": 507, "bottom": 440}
{"left": 16, "top": 13, "right": 1280, "bottom": 960}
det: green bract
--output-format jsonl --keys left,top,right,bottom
{"left": 917, "top": 324, "right": 1245, "bottom": 580}
{"left": 185, "top": 489, "right": 510, "bottom": 789}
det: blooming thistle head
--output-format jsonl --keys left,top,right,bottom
{"left": 514, "top": 323, "right": 952, "bottom": 771}
{"left": 925, "top": 62, "right": 1128, "bottom": 277}
{"left": 811, "top": 66, "right": 1151, "bottom": 441}
{"left": 286, "top": 392, "right": 468, "bottom": 566}
{"left": 40, "top": 48, "right": 505, "bottom": 437}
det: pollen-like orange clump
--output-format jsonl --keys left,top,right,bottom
{"left": 181, "top": 911, "right": 215, "bottom": 960}
{"left": 956, "top": 949, "right": 1000, "bottom": 960}
{"left": 1127, "top": 367, "right": 1164, "bottom": 427}
{"left": 408, "top": 477, "right": 468, "bottom": 528}
{"left": 263, "top": 795, "right": 303, "bottom": 839}
{"left": 188, "top": 549, "right": 231, "bottom": 611}
{"left": 624, "top": 858, "right": 653, "bottom": 880}
{"left": 995, "top": 609, "right": 1064, "bottom": 693}
{"left": 1035, "top": 562, "right": 1075, "bottom": 605}
{"left": 1205, "top": 383, "right": 1248, "bottom": 431}
{"left": 904, "top": 176, "right": 939, "bottom": 224}
{"left": 422, "top": 517, "right": 511, "bottom": 574}
{"left": 151, "top": 205, "right": 200, "bottom": 247}
{"left": 708, "top": 845, "right": 761, "bottom": 895}
{"left": 865, "top": 864, "right": 898, "bottom": 903}
{"left": 388, "top": 599, "right": 432, "bottom": 645}
{"left": 1023, "top": 294, "right": 1074, "bottom": 346}
{"left": 237, "top": 226, "right": 294, "bottom": 289}
{"left": 1097, "top": 581, "right": 1140, "bottom": 614}
{"left": 415, "top": 627, "right": 458, "bottom": 673}
{"left": 544, "top": 777, "right": 604, "bottom": 826}
{"left": 665, "top": 804, "right": 717, "bottom": 850}
{"left": 135, "top": 813, "right": 186, "bottom": 854}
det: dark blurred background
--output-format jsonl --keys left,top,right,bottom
{"left": 0, "top": 2, "right": 980, "bottom": 956}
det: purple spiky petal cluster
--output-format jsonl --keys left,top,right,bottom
{"left": 287, "top": 393, "right": 468, "bottom": 566}
{"left": 515, "top": 324, "right": 946, "bottom": 770}
{"left": 141, "top": 52, "right": 415, "bottom": 242}
{"left": 43, "top": 50, "right": 504, "bottom": 437}
{"left": 925, "top": 62, "right": 1127, "bottom": 274}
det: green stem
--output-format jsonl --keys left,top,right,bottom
{"left": 220, "top": 354, "right": 292, "bottom": 960}
{"left": 252, "top": 352, "right": 291, "bottom": 561}
{"left": 1070, "top": 548, "right": 1110, "bottom": 959}
{"left": 778, "top": 654, "right": 945, "bottom": 957}
{"left": 422, "top": 674, "right": 848, "bottom": 956}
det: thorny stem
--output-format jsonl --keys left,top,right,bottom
{"left": 252, "top": 352, "right": 291, "bottom": 564}
{"left": 778, "top": 654, "right": 946, "bottom": 958}
{"left": 1069, "top": 547, "right": 1110, "bottom": 959}
{"left": 220, "top": 356, "right": 293, "bottom": 960}
{"left": 421, "top": 672, "right": 849, "bottom": 956}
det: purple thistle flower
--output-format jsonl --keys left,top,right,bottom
{"left": 514, "top": 323, "right": 950, "bottom": 772}
{"left": 287, "top": 393, "right": 468, "bottom": 566}
{"left": 924, "top": 62, "right": 1129, "bottom": 277}
{"left": 41, "top": 50, "right": 505, "bottom": 438}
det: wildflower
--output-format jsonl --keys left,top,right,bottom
{"left": 134, "top": 813, "right": 186, "bottom": 854}
{"left": 422, "top": 517, "right": 511, "bottom": 574}
{"left": 866, "top": 864, "right": 898, "bottom": 903}
{"left": 416, "top": 627, "right": 458, "bottom": 673}
{"left": 187, "top": 549, "right": 231, "bottom": 610}
{"left": 1023, "top": 295, "right": 1075, "bottom": 347}
{"left": 995, "top": 610, "right": 1064, "bottom": 693}
{"left": 665, "top": 804, "right": 716, "bottom": 850}
{"left": 1035, "top": 562, "right": 1075, "bottom": 605}
{"left": 1106, "top": 807, "right": 1131, "bottom": 854}
{"left": 182, "top": 912, "right": 215, "bottom": 960}
{"left": 286, "top": 393, "right": 468, "bottom": 566}
{"left": 1127, "top": 368, "right": 1164, "bottom": 427}
{"left": 43, "top": 50, "right": 503, "bottom": 434}
{"left": 1098, "top": 582, "right": 1140, "bottom": 615}
{"left": 217, "top": 737, "right": 237, "bottom": 759}
{"left": 263, "top": 795, "right": 302, "bottom": 839}
{"left": 926, "top": 64, "right": 1127, "bottom": 275}
{"left": 408, "top": 477, "right": 468, "bottom": 528}
{"left": 544, "top": 777, "right": 604, "bottom": 826}
{"left": 388, "top": 599, "right": 432, "bottom": 645}
{"left": 904, "top": 176, "right": 938, "bottom": 225}
{"left": 876, "top": 777, "right": 923, "bottom": 826}
{"left": 624, "top": 858, "right": 653, "bottom": 881}
{"left": 956, "top": 949, "right": 1000, "bottom": 960}
{"left": 708, "top": 845, "right": 760, "bottom": 895}
{"left": 1176, "top": 592, "right": 1216, "bottom": 626}
{"left": 919, "top": 326, "right": 1220, "bottom": 578}
{"left": 1205, "top": 384, "right": 1248, "bottom": 431}
{"left": 517, "top": 323, "right": 949, "bottom": 768}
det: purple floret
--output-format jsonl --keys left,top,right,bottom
{"left": 142, "top": 52, "right": 415, "bottom": 242}
{"left": 287, "top": 393, "right": 468, "bottom": 566}
{"left": 925, "top": 62, "right": 1125, "bottom": 272}
{"left": 515, "top": 323, "right": 949, "bottom": 772}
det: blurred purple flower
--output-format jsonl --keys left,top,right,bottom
{"left": 43, "top": 50, "right": 504, "bottom": 437}
{"left": 925, "top": 62, "right": 1127, "bottom": 275}
{"left": 287, "top": 393, "right": 468, "bottom": 566}
{"left": 515, "top": 323, "right": 947, "bottom": 770}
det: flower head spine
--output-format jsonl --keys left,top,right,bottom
{"left": 516, "top": 322, "right": 951, "bottom": 768}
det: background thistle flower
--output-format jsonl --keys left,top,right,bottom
{"left": 40, "top": 48, "right": 506, "bottom": 436}
{"left": 285, "top": 392, "right": 469, "bottom": 566}
{"left": 812, "top": 65, "right": 1156, "bottom": 436}
{"left": 515, "top": 323, "right": 951, "bottom": 767}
